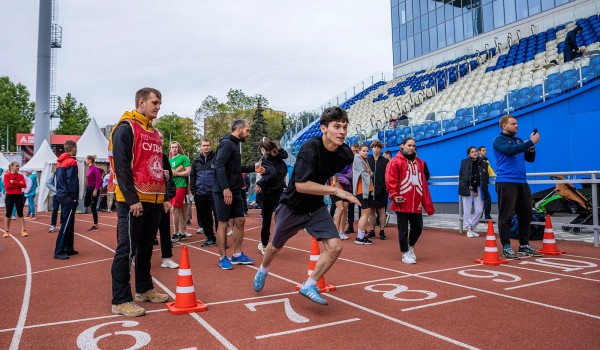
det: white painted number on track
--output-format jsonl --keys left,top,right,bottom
{"left": 519, "top": 258, "right": 598, "bottom": 272}
{"left": 365, "top": 284, "right": 437, "bottom": 301}
{"left": 245, "top": 298, "right": 310, "bottom": 323}
{"left": 77, "top": 321, "right": 151, "bottom": 350}
{"left": 458, "top": 269, "right": 521, "bottom": 283}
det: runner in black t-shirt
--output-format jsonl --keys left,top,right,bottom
{"left": 252, "top": 106, "right": 360, "bottom": 306}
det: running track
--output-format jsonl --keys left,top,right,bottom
{"left": 1, "top": 209, "right": 599, "bottom": 349}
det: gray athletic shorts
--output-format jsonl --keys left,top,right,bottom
{"left": 271, "top": 204, "right": 340, "bottom": 249}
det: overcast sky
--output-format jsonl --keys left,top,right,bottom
{"left": 1, "top": 0, "right": 392, "bottom": 129}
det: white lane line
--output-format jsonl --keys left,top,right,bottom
{"left": 504, "top": 278, "right": 561, "bottom": 290}
{"left": 415, "top": 275, "right": 600, "bottom": 320}
{"left": 501, "top": 265, "right": 600, "bottom": 283}
{"left": 8, "top": 236, "right": 33, "bottom": 350}
{"left": 401, "top": 296, "right": 477, "bottom": 312}
{"left": 0, "top": 258, "right": 114, "bottom": 281}
{"left": 326, "top": 294, "right": 479, "bottom": 350}
{"left": 582, "top": 270, "right": 600, "bottom": 275}
{"left": 255, "top": 318, "right": 361, "bottom": 340}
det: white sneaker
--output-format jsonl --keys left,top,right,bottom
{"left": 196, "top": 227, "right": 204, "bottom": 234}
{"left": 339, "top": 232, "right": 349, "bottom": 240}
{"left": 161, "top": 258, "right": 179, "bottom": 269}
{"left": 257, "top": 242, "right": 266, "bottom": 255}
{"left": 48, "top": 225, "right": 55, "bottom": 233}
{"left": 466, "top": 229, "right": 479, "bottom": 238}
{"left": 183, "top": 232, "right": 193, "bottom": 238}
{"left": 227, "top": 230, "right": 233, "bottom": 236}
{"left": 408, "top": 245, "right": 417, "bottom": 261}
{"left": 402, "top": 253, "right": 416, "bottom": 264}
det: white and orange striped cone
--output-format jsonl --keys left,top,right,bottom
{"left": 537, "top": 214, "right": 566, "bottom": 255}
{"left": 474, "top": 220, "right": 509, "bottom": 266}
{"left": 295, "top": 237, "right": 336, "bottom": 293}
{"left": 166, "top": 246, "right": 208, "bottom": 315}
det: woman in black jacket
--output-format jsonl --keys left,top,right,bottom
{"left": 254, "top": 137, "right": 288, "bottom": 255}
{"left": 459, "top": 146, "right": 488, "bottom": 238}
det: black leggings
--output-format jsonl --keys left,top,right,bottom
{"left": 260, "top": 189, "right": 283, "bottom": 246}
{"left": 4, "top": 194, "right": 24, "bottom": 218}
{"left": 84, "top": 186, "right": 99, "bottom": 225}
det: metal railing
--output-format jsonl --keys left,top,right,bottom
{"left": 427, "top": 170, "right": 600, "bottom": 247}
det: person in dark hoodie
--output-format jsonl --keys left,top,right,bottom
{"left": 54, "top": 140, "right": 79, "bottom": 260}
{"left": 191, "top": 138, "right": 218, "bottom": 247}
{"left": 564, "top": 25, "right": 583, "bottom": 63}
{"left": 459, "top": 146, "right": 488, "bottom": 238}
{"left": 254, "top": 137, "right": 288, "bottom": 255}
{"left": 108, "top": 87, "right": 169, "bottom": 317}
{"left": 213, "top": 119, "right": 265, "bottom": 270}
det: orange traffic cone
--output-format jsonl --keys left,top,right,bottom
{"left": 474, "top": 220, "right": 509, "bottom": 265}
{"left": 166, "top": 246, "right": 208, "bottom": 315}
{"left": 295, "top": 237, "right": 336, "bottom": 293}
{"left": 537, "top": 215, "right": 565, "bottom": 255}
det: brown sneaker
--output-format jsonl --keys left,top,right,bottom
{"left": 111, "top": 302, "right": 145, "bottom": 317}
{"left": 135, "top": 289, "right": 168, "bottom": 303}
{"left": 21, "top": 230, "right": 28, "bottom": 237}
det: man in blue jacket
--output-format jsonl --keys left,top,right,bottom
{"left": 493, "top": 115, "right": 541, "bottom": 260}
{"left": 54, "top": 140, "right": 79, "bottom": 259}
{"left": 191, "top": 138, "right": 218, "bottom": 247}
{"left": 564, "top": 26, "right": 583, "bottom": 63}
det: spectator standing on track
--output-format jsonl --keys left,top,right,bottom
{"left": 24, "top": 170, "right": 37, "bottom": 219}
{"left": 383, "top": 150, "right": 392, "bottom": 161}
{"left": 477, "top": 146, "right": 496, "bottom": 220}
{"left": 563, "top": 25, "right": 584, "bottom": 63}
{"left": 493, "top": 115, "right": 542, "bottom": 260}
{"left": 254, "top": 137, "right": 288, "bottom": 255}
{"left": 367, "top": 140, "right": 389, "bottom": 240}
{"left": 345, "top": 143, "right": 361, "bottom": 234}
{"left": 53, "top": 141, "right": 79, "bottom": 259}
{"left": 190, "top": 138, "right": 218, "bottom": 248}
{"left": 459, "top": 146, "right": 488, "bottom": 238}
{"left": 353, "top": 144, "right": 375, "bottom": 245}
{"left": 157, "top": 131, "right": 178, "bottom": 269}
{"left": 212, "top": 119, "right": 265, "bottom": 270}
{"left": 331, "top": 175, "right": 350, "bottom": 240}
{"left": 385, "top": 137, "right": 434, "bottom": 264}
{"left": 169, "top": 141, "right": 192, "bottom": 242}
{"left": 45, "top": 170, "right": 60, "bottom": 233}
{"left": 253, "top": 106, "right": 360, "bottom": 306}
{"left": 109, "top": 87, "right": 169, "bottom": 317}
{"left": 103, "top": 172, "right": 114, "bottom": 212}
{"left": 84, "top": 155, "right": 103, "bottom": 232}
{"left": 3, "top": 162, "right": 27, "bottom": 238}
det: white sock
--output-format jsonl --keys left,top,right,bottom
{"left": 258, "top": 265, "right": 269, "bottom": 274}
{"left": 233, "top": 252, "right": 241, "bottom": 258}
{"left": 303, "top": 278, "right": 317, "bottom": 288}
{"left": 357, "top": 230, "right": 366, "bottom": 239}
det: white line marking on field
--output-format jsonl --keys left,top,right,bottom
{"left": 8, "top": 236, "right": 32, "bottom": 350}
{"left": 326, "top": 294, "right": 479, "bottom": 349}
{"left": 501, "top": 265, "right": 600, "bottom": 283}
{"left": 582, "top": 269, "right": 600, "bottom": 275}
{"left": 401, "top": 296, "right": 477, "bottom": 312}
{"left": 255, "top": 318, "right": 361, "bottom": 340}
{"left": 504, "top": 278, "right": 561, "bottom": 290}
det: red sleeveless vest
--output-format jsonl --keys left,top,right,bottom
{"left": 109, "top": 120, "right": 165, "bottom": 194}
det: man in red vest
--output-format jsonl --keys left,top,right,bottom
{"left": 108, "top": 87, "right": 170, "bottom": 317}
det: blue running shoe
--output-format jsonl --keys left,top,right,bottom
{"left": 299, "top": 284, "right": 328, "bottom": 306}
{"left": 253, "top": 270, "right": 267, "bottom": 292}
{"left": 231, "top": 252, "right": 254, "bottom": 265}
{"left": 219, "top": 256, "right": 233, "bottom": 270}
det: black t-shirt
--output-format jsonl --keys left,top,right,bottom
{"left": 280, "top": 136, "right": 353, "bottom": 214}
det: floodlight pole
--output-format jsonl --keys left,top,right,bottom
{"left": 33, "top": 0, "right": 52, "bottom": 153}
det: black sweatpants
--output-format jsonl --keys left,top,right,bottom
{"left": 496, "top": 182, "right": 533, "bottom": 247}
{"left": 111, "top": 202, "right": 161, "bottom": 305}
{"left": 395, "top": 212, "right": 423, "bottom": 253}
{"left": 194, "top": 194, "right": 217, "bottom": 241}
{"left": 54, "top": 199, "right": 77, "bottom": 256}
{"left": 158, "top": 207, "right": 173, "bottom": 259}
{"left": 260, "top": 189, "right": 283, "bottom": 246}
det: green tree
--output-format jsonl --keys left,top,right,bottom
{"left": 0, "top": 76, "right": 35, "bottom": 152}
{"left": 244, "top": 97, "right": 268, "bottom": 164}
{"left": 53, "top": 93, "right": 90, "bottom": 135}
{"left": 154, "top": 113, "right": 200, "bottom": 159}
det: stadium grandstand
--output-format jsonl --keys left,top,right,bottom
{"left": 281, "top": 0, "right": 600, "bottom": 203}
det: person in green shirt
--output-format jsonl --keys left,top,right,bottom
{"left": 169, "top": 141, "right": 191, "bottom": 241}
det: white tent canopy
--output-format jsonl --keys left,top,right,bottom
{"left": 0, "top": 153, "right": 10, "bottom": 170}
{"left": 75, "top": 117, "right": 109, "bottom": 162}
{"left": 21, "top": 139, "right": 57, "bottom": 172}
